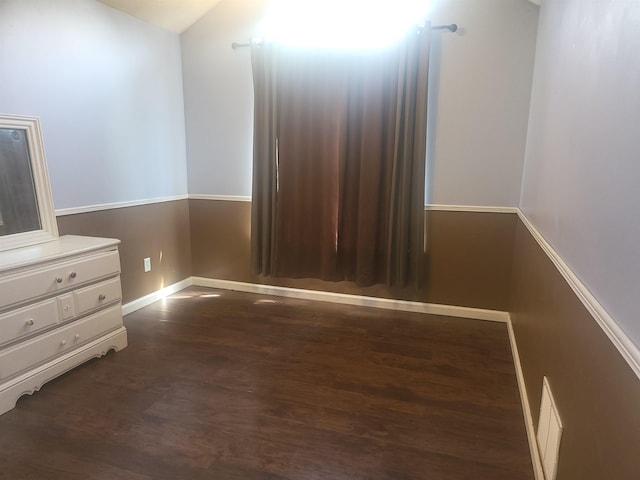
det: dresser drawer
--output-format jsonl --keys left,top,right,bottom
{"left": 0, "top": 250, "right": 120, "bottom": 309}
{"left": 0, "top": 304, "right": 122, "bottom": 380}
{"left": 0, "top": 299, "right": 59, "bottom": 347}
{"left": 74, "top": 278, "right": 122, "bottom": 316}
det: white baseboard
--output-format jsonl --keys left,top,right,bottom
{"left": 507, "top": 317, "right": 545, "bottom": 480}
{"left": 121, "top": 276, "right": 509, "bottom": 322}
{"left": 191, "top": 277, "right": 510, "bottom": 323}
{"left": 122, "top": 278, "right": 193, "bottom": 315}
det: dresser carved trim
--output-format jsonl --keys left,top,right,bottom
{"left": 0, "top": 235, "right": 127, "bottom": 414}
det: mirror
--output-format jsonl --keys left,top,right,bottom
{"left": 0, "top": 114, "right": 58, "bottom": 251}
{"left": 0, "top": 127, "right": 41, "bottom": 235}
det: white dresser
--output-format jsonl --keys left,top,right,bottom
{"left": 0, "top": 235, "right": 128, "bottom": 414}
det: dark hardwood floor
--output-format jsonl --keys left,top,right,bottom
{"left": 0, "top": 287, "right": 533, "bottom": 479}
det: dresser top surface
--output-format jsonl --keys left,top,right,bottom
{"left": 0, "top": 236, "right": 120, "bottom": 273}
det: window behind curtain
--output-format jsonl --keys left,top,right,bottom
{"left": 251, "top": 26, "right": 430, "bottom": 287}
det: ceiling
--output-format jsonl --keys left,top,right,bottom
{"left": 98, "top": 1, "right": 541, "bottom": 34}
{"left": 97, "top": 0, "right": 224, "bottom": 33}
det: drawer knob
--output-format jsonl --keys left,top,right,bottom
{"left": 98, "top": 294, "right": 107, "bottom": 301}
{"left": 69, "top": 272, "right": 77, "bottom": 279}
{"left": 25, "top": 319, "right": 34, "bottom": 326}
{"left": 56, "top": 277, "right": 63, "bottom": 284}
{"left": 60, "top": 340, "right": 67, "bottom": 346}
{"left": 74, "top": 334, "right": 80, "bottom": 340}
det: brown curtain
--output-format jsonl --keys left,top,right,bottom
{"left": 387, "top": 28, "right": 430, "bottom": 287}
{"left": 251, "top": 25, "right": 430, "bottom": 287}
{"left": 250, "top": 44, "right": 279, "bottom": 276}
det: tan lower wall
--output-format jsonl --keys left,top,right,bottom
{"left": 510, "top": 219, "right": 640, "bottom": 480}
{"left": 189, "top": 199, "right": 517, "bottom": 311}
{"left": 57, "top": 200, "right": 192, "bottom": 304}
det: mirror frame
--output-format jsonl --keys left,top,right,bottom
{"left": 0, "top": 114, "right": 58, "bottom": 251}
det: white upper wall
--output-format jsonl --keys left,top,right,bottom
{"left": 427, "top": 0, "right": 538, "bottom": 206}
{"left": 521, "top": 0, "right": 640, "bottom": 344}
{"left": 0, "top": 0, "right": 188, "bottom": 210}
{"left": 181, "top": 0, "right": 539, "bottom": 206}
{"left": 181, "top": 0, "right": 265, "bottom": 198}
{"left": 0, "top": 0, "right": 539, "bottom": 210}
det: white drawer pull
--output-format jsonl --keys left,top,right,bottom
{"left": 25, "top": 319, "right": 34, "bottom": 326}
{"left": 56, "top": 277, "right": 63, "bottom": 284}
{"left": 69, "top": 272, "right": 77, "bottom": 279}
{"left": 60, "top": 340, "right": 67, "bottom": 346}
{"left": 74, "top": 334, "right": 80, "bottom": 340}
{"left": 98, "top": 294, "right": 106, "bottom": 301}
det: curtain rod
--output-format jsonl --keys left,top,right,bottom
{"left": 231, "top": 24, "right": 458, "bottom": 50}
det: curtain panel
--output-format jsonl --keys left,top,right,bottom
{"left": 251, "top": 25, "right": 430, "bottom": 287}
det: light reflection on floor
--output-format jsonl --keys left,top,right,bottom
{"left": 253, "top": 299, "right": 277, "bottom": 305}
{"left": 162, "top": 289, "right": 281, "bottom": 306}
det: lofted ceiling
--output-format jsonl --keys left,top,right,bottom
{"left": 97, "top": 0, "right": 542, "bottom": 35}
{"left": 97, "top": 0, "right": 225, "bottom": 33}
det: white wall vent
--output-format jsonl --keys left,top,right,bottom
{"left": 537, "top": 377, "right": 563, "bottom": 480}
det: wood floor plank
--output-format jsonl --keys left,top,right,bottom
{"left": 0, "top": 287, "right": 533, "bottom": 479}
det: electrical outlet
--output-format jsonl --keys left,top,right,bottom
{"left": 144, "top": 257, "right": 151, "bottom": 272}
